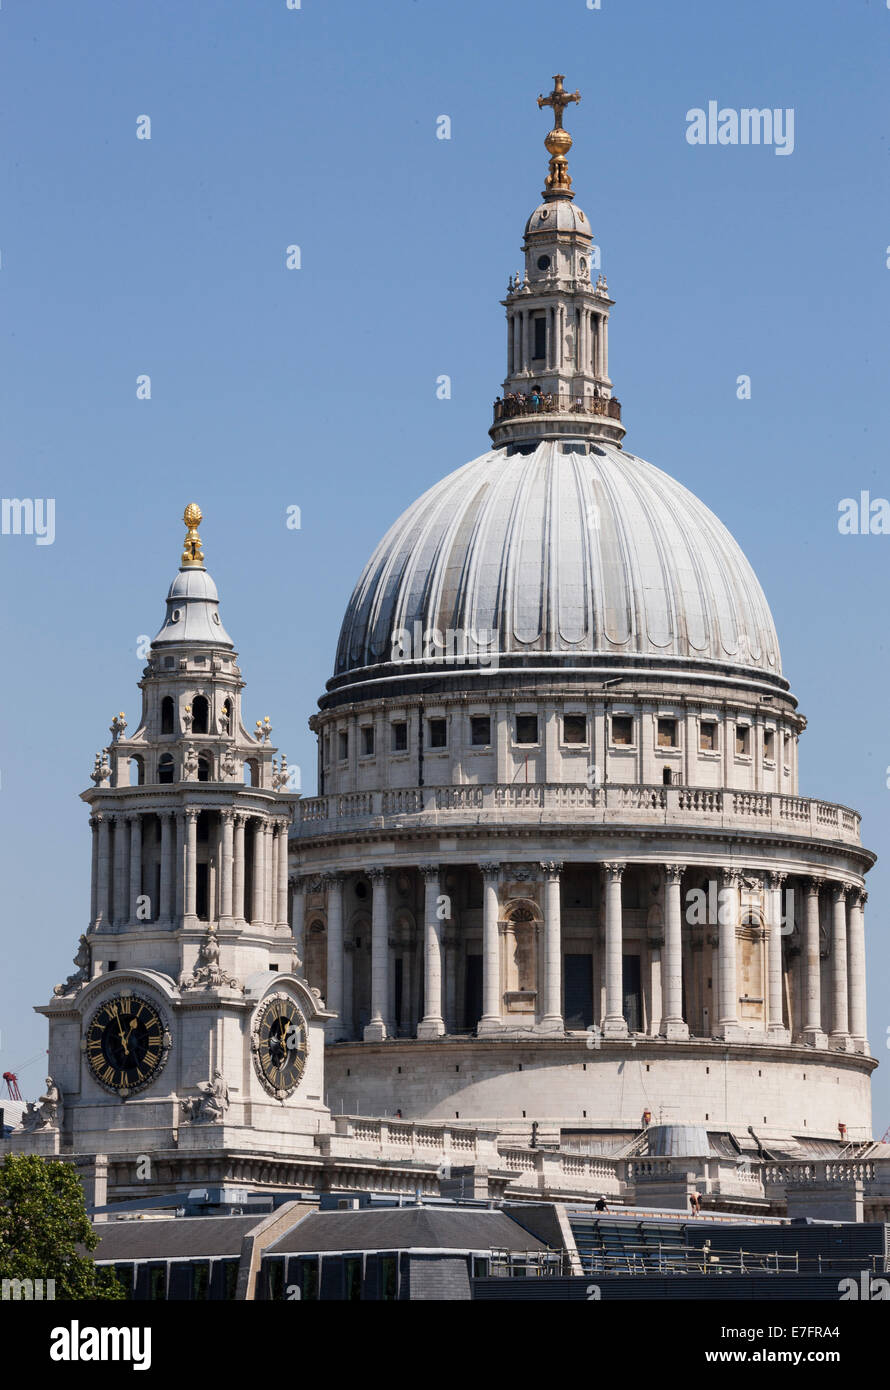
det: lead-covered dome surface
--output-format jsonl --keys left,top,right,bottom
{"left": 333, "top": 441, "right": 782, "bottom": 685}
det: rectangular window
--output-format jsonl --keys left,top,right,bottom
{"left": 611, "top": 714, "right": 633, "bottom": 746}
{"left": 391, "top": 721, "right": 408, "bottom": 752}
{"left": 657, "top": 718, "right": 678, "bottom": 748}
{"left": 563, "top": 714, "right": 587, "bottom": 745}
{"left": 338, "top": 731, "right": 349, "bottom": 761}
{"left": 428, "top": 718, "right": 447, "bottom": 749}
{"left": 515, "top": 714, "right": 539, "bottom": 745}
{"left": 699, "top": 720, "right": 717, "bottom": 752}
{"left": 532, "top": 316, "right": 546, "bottom": 360}
{"left": 763, "top": 729, "right": 775, "bottom": 760}
{"left": 470, "top": 715, "right": 491, "bottom": 746}
{"left": 735, "top": 725, "right": 750, "bottom": 756}
{"left": 360, "top": 726, "right": 374, "bottom": 756}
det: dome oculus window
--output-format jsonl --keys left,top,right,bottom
{"left": 536, "top": 254, "right": 551, "bottom": 271}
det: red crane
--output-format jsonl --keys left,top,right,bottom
{"left": 3, "top": 1073, "right": 22, "bottom": 1101}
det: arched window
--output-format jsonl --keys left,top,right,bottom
{"left": 197, "top": 752, "right": 212, "bottom": 783}
{"left": 220, "top": 698, "right": 233, "bottom": 735}
{"left": 161, "top": 696, "right": 174, "bottom": 734}
{"left": 129, "top": 755, "right": 144, "bottom": 787}
{"left": 244, "top": 759, "right": 258, "bottom": 787}
{"left": 192, "top": 695, "right": 209, "bottom": 734}
{"left": 662, "top": 767, "right": 673, "bottom": 786}
{"left": 158, "top": 753, "right": 175, "bottom": 784}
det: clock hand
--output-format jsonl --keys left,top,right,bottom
{"left": 115, "top": 1015, "right": 129, "bottom": 1056}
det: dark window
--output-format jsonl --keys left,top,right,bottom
{"left": 114, "top": 1264, "right": 134, "bottom": 1298}
{"left": 190, "top": 1261, "right": 210, "bottom": 1301}
{"left": 470, "top": 715, "right": 491, "bottom": 746}
{"left": 622, "top": 955, "right": 643, "bottom": 1033}
{"left": 515, "top": 714, "right": 538, "bottom": 745}
{"left": 700, "top": 720, "right": 717, "bottom": 751}
{"left": 381, "top": 1255, "right": 398, "bottom": 1301}
{"left": 196, "top": 863, "right": 208, "bottom": 920}
{"left": 338, "top": 731, "right": 349, "bottom": 760}
{"left": 345, "top": 1257, "right": 362, "bottom": 1301}
{"left": 391, "top": 721, "right": 408, "bottom": 752}
{"left": 428, "top": 718, "right": 447, "bottom": 749}
{"left": 532, "top": 316, "right": 546, "bottom": 359}
{"left": 191, "top": 695, "right": 209, "bottom": 734}
{"left": 266, "top": 1259, "right": 286, "bottom": 1301}
{"left": 736, "top": 725, "right": 750, "bottom": 756}
{"left": 657, "top": 718, "right": 678, "bottom": 748}
{"left": 564, "top": 954, "right": 594, "bottom": 1028}
{"left": 536, "top": 255, "right": 551, "bottom": 272}
{"left": 158, "top": 754, "right": 175, "bottom": 784}
{"left": 764, "top": 729, "right": 775, "bottom": 760}
{"left": 464, "top": 955, "right": 483, "bottom": 1029}
{"left": 611, "top": 715, "right": 633, "bottom": 746}
{"left": 563, "top": 714, "right": 587, "bottom": 745}
{"left": 360, "top": 726, "right": 374, "bottom": 756}
{"left": 129, "top": 755, "right": 144, "bottom": 787}
{"left": 244, "top": 759, "right": 257, "bottom": 786}
{"left": 148, "top": 1264, "right": 167, "bottom": 1301}
{"left": 662, "top": 767, "right": 673, "bottom": 785}
{"left": 295, "top": 1258, "right": 319, "bottom": 1301}
{"left": 197, "top": 752, "right": 211, "bottom": 782}
{"left": 161, "top": 696, "right": 174, "bottom": 734}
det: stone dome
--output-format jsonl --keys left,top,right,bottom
{"left": 332, "top": 441, "right": 782, "bottom": 687}
{"left": 152, "top": 565, "right": 233, "bottom": 648}
{"left": 524, "top": 199, "right": 592, "bottom": 237}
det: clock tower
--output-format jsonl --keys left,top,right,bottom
{"left": 14, "top": 506, "right": 332, "bottom": 1171}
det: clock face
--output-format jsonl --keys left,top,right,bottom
{"left": 83, "top": 992, "right": 169, "bottom": 1097}
{"left": 252, "top": 995, "right": 308, "bottom": 1098}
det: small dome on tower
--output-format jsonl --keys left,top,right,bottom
{"left": 524, "top": 200, "right": 591, "bottom": 237}
{"left": 151, "top": 504, "right": 234, "bottom": 648}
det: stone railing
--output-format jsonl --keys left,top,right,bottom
{"left": 764, "top": 1160, "right": 879, "bottom": 1188}
{"left": 295, "top": 783, "right": 861, "bottom": 846}
{"left": 493, "top": 392, "right": 622, "bottom": 423}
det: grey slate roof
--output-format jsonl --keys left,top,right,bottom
{"left": 92, "top": 1214, "right": 261, "bottom": 1261}
{"left": 267, "top": 1206, "right": 550, "bottom": 1255}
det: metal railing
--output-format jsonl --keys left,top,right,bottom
{"left": 493, "top": 391, "right": 622, "bottom": 423}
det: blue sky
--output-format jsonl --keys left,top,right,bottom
{"left": 2, "top": 0, "right": 889, "bottom": 1127}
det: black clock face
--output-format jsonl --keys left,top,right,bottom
{"left": 253, "top": 996, "right": 307, "bottom": 1097}
{"left": 84, "top": 993, "right": 168, "bottom": 1096}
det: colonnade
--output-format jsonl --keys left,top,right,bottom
{"left": 290, "top": 862, "right": 869, "bottom": 1053}
{"left": 89, "top": 809, "right": 289, "bottom": 929}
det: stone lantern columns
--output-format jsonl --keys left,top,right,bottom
{"left": 539, "top": 861, "right": 564, "bottom": 1033}
{"left": 848, "top": 889, "right": 868, "bottom": 1053}
{"left": 661, "top": 864, "right": 688, "bottom": 1040}
{"left": 766, "top": 871, "right": 789, "bottom": 1040}
{"left": 364, "top": 868, "right": 390, "bottom": 1042}
{"left": 802, "top": 878, "right": 826, "bottom": 1048}
{"left": 714, "top": 868, "right": 742, "bottom": 1041}
{"left": 477, "top": 863, "right": 503, "bottom": 1036}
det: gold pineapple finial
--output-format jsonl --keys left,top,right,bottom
{"left": 182, "top": 502, "right": 204, "bottom": 567}
{"left": 537, "top": 74, "right": 580, "bottom": 198}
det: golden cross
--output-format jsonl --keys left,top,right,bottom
{"left": 537, "top": 74, "right": 580, "bottom": 130}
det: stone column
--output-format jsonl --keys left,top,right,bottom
{"left": 263, "top": 821, "right": 274, "bottom": 926}
{"left": 113, "top": 814, "right": 129, "bottom": 926}
{"left": 848, "top": 889, "right": 868, "bottom": 1053}
{"left": 478, "top": 863, "right": 502, "bottom": 1036}
{"left": 661, "top": 864, "right": 688, "bottom": 1039}
{"left": 802, "top": 878, "right": 826, "bottom": 1047}
{"left": 233, "top": 813, "right": 246, "bottom": 921}
{"left": 418, "top": 863, "right": 445, "bottom": 1038}
{"left": 128, "top": 814, "right": 142, "bottom": 923}
{"left": 602, "top": 315, "right": 609, "bottom": 379}
{"left": 324, "top": 872, "right": 345, "bottom": 1032}
{"left": 715, "top": 868, "right": 742, "bottom": 1040}
{"left": 95, "top": 814, "right": 111, "bottom": 929}
{"left": 270, "top": 828, "right": 278, "bottom": 925}
{"left": 539, "top": 861, "right": 564, "bottom": 1033}
{"left": 829, "top": 882, "right": 850, "bottom": 1048}
{"left": 290, "top": 875, "right": 305, "bottom": 966}
{"left": 602, "top": 862, "right": 628, "bottom": 1038}
{"left": 276, "top": 822, "right": 289, "bottom": 927}
{"left": 184, "top": 808, "right": 198, "bottom": 921}
{"left": 364, "top": 868, "right": 390, "bottom": 1041}
{"left": 89, "top": 816, "right": 100, "bottom": 926}
{"left": 174, "top": 812, "right": 185, "bottom": 919}
{"left": 444, "top": 925, "right": 458, "bottom": 1032}
{"left": 220, "top": 810, "right": 234, "bottom": 923}
{"left": 251, "top": 819, "right": 265, "bottom": 924}
{"left": 158, "top": 811, "right": 173, "bottom": 923}
{"left": 767, "top": 871, "right": 789, "bottom": 1039}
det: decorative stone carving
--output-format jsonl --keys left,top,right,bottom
{"left": 221, "top": 747, "right": 237, "bottom": 781}
{"left": 109, "top": 712, "right": 127, "bottom": 742}
{"left": 53, "top": 935, "right": 91, "bottom": 996}
{"left": 90, "top": 749, "right": 111, "bottom": 787}
{"left": 181, "top": 704, "right": 193, "bottom": 734}
{"left": 180, "top": 1070, "right": 229, "bottom": 1123}
{"left": 255, "top": 717, "right": 272, "bottom": 744}
{"left": 183, "top": 744, "right": 198, "bottom": 780}
{"left": 180, "top": 925, "right": 242, "bottom": 992}
{"left": 272, "top": 754, "right": 290, "bottom": 790}
{"left": 21, "top": 1077, "right": 62, "bottom": 1132}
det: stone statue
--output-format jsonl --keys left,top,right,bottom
{"left": 53, "top": 935, "right": 91, "bottom": 996}
{"left": 21, "top": 1077, "right": 62, "bottom": 1132}
{"left": 182, "top": 704, "right": 193, "bottom": 734}
{"left": 221, "top": 748, "right": 237, "bottom": 780}
{"left": 180, "top": 925, "right": 241, "bottom": 991}
{"left": 181, "top": 1070, "right": 229, "bottom": 1123}
{"left": 217, "top": 705, "right": 232, "bottom": 736}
